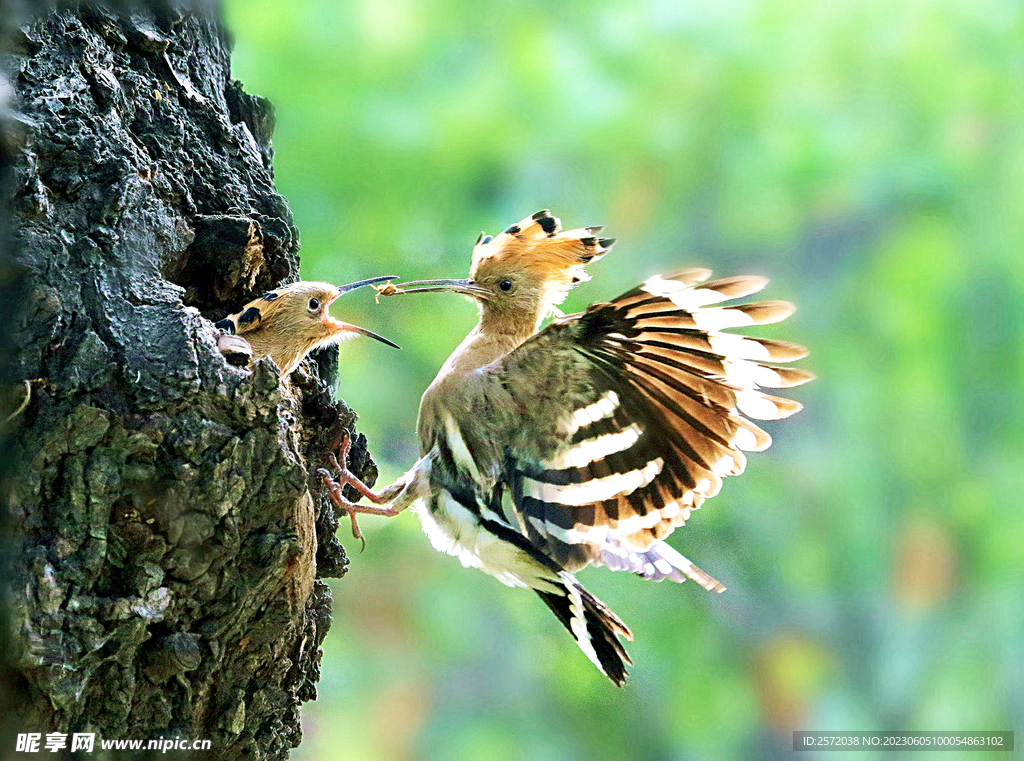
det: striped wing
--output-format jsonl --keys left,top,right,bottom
{"left": 494, "top": 269, "right": 813, "bottom": 586}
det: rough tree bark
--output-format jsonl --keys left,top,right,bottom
{"left": 0, "top": 2, "right": 376, "bottom": 758}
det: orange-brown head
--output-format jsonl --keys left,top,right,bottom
{"left": 216, "top": 277, "right": 399, "bottom": 376}
{"left": 387, "top": 210, "right": 615, "bottom": 335}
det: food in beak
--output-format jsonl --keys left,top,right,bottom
{"left": 374, "top": 278, "right": 490, "bottom": 298}
{"left": 337, "top": 275, "right": 400, "bottom": 296}
{"left": 373, "top": 281, "right": 400, "bottom": 303}
{"left": 320, "top": 275, "right": 401, "bottom": 348}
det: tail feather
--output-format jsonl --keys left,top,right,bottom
{"left": 535, "top": 572, "right": 633, "bottom": 686}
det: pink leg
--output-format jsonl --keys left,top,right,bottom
{"left": 318, "top": 430, "right": 408, "bottom": 550}
{"left": 325, "top": 430, "right": 392, "bottom": 504}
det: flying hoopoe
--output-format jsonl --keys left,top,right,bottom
{"left": 320, "top": 211, "right": 813, "bottom": 685}
{"left": 214, "top": 277, "right": 400, "bottom": 377}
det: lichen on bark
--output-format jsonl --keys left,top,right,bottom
{"left": 1, "top": 2, "right": 372, "bottom": 757}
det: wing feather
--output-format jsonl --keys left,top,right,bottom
{"left": 491, "top": 271, "right": 812, "bottom": 585}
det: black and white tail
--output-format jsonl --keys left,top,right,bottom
{"left": 535, "top": 572, "right": 633, "bottom": 686}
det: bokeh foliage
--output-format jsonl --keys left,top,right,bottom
{"left": 226, "top": 0, "right": 1024, "bottom": 758}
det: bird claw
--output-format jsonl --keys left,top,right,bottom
{"left": 325, "top": 431, "right": 359, "bottom": 496}
{"left": 334, "top": 428, "right": 353, "bottom": 467}
{"left": 319, "top": 430, "right": 396, "bottom": 549}
{"left": 317, "top": 465, "right": 365, "bottom": 547}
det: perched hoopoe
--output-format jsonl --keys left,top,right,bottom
{"left": 320, "top": 211, "right": 813, "bottom": 685}
{"left": 215, "top": 278, "right": 400, "bottom": 377}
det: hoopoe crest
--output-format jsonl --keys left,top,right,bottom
{"left": 470, "top": 210, "right": 614, "bottom": 324}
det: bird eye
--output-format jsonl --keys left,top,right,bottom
{"left": 499, "top": 279, "right": 513, "bottom": 292}
{"left": 308, "top": 297, "right": 320, "bottom": 312}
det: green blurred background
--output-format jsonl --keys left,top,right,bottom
{"left": 225, "top": 1, "right": 1023, "bottom": 758}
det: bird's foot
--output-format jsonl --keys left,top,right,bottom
{"left": 318, "top": 466, "right": 367, "bottom": 551}
{"left": 325, "top": 430, "right": 394, "bottom": 504}
{"left": 318, "top": 430, "right": 401, "bottom": 551}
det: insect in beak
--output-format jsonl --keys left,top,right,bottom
{"left": 376, "top": 278, "right": 491, "bottom": 300}
{"left": 337, "top": 275, "right": 400, "bottom": 296}
{"left": 323, "top": 275, "right": 401, "bottom": 349}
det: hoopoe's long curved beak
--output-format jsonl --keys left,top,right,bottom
{"left": 379, "top": 278, "right": 491, "bottom": 299}
{"left": 332, "top": 321, "right": 401, "bottom": 349}
{"left": 325, "top": 275, "right": 402, "bottom": 349}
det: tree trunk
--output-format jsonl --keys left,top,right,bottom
{"left": 1, "top": 3, "right": 373, "bottom": 758}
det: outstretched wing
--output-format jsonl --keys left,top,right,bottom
{"left": 492, "top": 269, "right": 813, "bottom": 587}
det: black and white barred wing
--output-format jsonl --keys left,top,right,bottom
{"left": 494, "top": 269, "right": 813, "bottom": 589}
